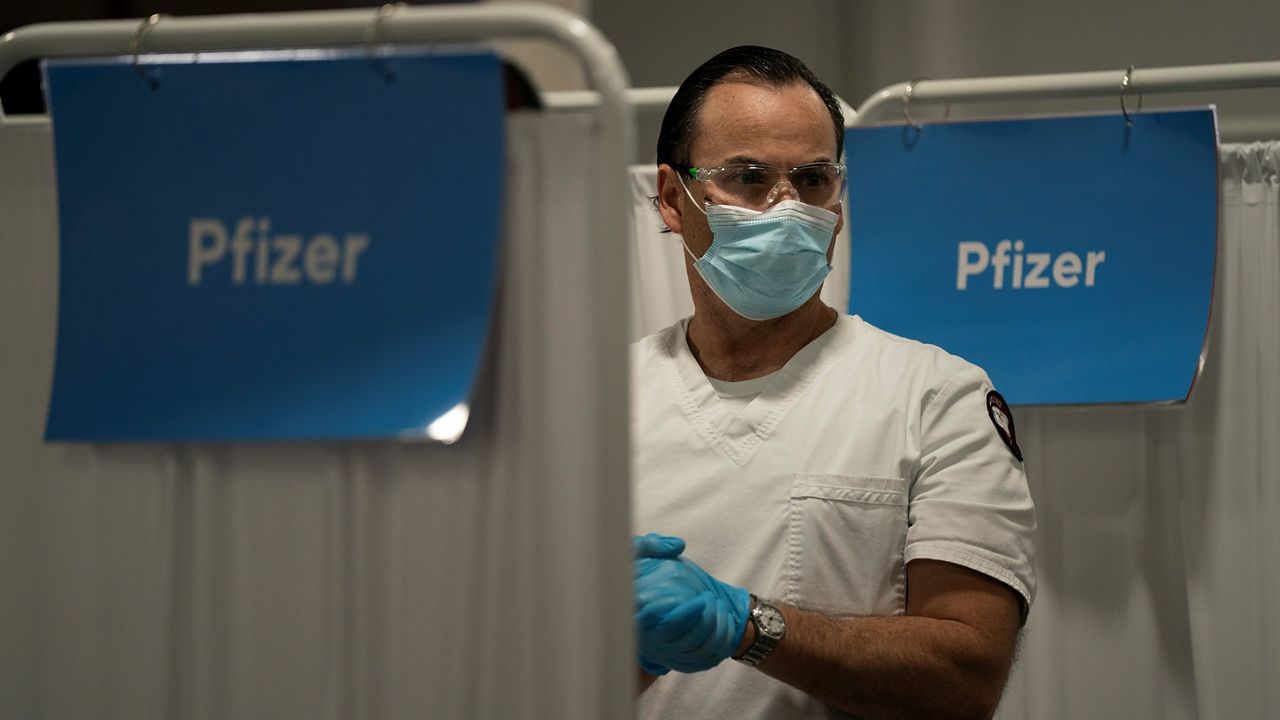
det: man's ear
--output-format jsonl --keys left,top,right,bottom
{"left": 655, "top": 164, "right": 686, "bottom": 235}
{"left": 827, "top": 202, "right": 845, "bottom": 264}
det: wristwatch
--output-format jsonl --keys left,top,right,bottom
{"left": 735, "top": 594, "right": 786, "bottom": 667}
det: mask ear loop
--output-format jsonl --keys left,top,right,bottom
{"left": 676, "top": 171, "right": 708, "bottom": 216}
{"left": 674, "top": 171, "right": 710, "bottom": 262}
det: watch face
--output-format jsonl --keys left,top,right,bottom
{"left": 757, "top": 605, "right": 785, "bottom": 636}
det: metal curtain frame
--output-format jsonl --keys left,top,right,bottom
{"left": 544, "top": 87, "right": 860, "bottom": 125}
{"left": 0, "top": 6, "right": 636, "bottom": 708}
{"left": 852, "top": 60, "right": 1280, "bottom": 125}
{"left": 539, "top": 59, "right": 1280, "bottom": 129}
{"left": 0, "top": 5, "right": 634, "bottom": 145}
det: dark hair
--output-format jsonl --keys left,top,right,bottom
{"left": 656, "top": 45, "right": 844, "bottom": 168}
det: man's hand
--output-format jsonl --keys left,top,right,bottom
{"left": 632, "top": 534, "right": 750, "bottom": 675}
{"left": 632, "top": 533, "right": 686, "bottom": 676}
{"left": 632, "top": 533, "right": 686, "bottom": 560}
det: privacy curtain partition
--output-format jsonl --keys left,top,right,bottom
{"left": 0, "top": 113, "right": 633, "bottom": 720}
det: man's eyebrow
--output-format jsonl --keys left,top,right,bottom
{"left": 718, "top": 155, "right": 836, "bottom": 167}
{"left": 719, "top": 155, "right": 767, "bottom": 166}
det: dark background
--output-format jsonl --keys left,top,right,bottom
{"left": 0, "top": 1, "right": 466, "bottom": 114}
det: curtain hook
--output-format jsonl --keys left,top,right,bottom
{"left": 130, "top": 13, "right": 166, "bottom": 89}
{"left": 901, "top": 77, "right": 949, "bottom": 130}
{"left": 364, "top": 3, "right": 407, "bottom": 83}
{"left": 1120, "top": 65, "right": 1144, "bottom": 126}
{"left": 901, "top": 77, "right": 926, "bottom": 131}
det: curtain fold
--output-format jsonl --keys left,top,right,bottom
{"left": 1162, "top": 141, "right": 1280, "bottom": 719}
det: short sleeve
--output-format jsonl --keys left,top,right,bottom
{"left": 905, "top": 363, "right": 1037, "bottom": 622}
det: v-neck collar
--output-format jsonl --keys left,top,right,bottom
{"left": 659, "top": 315, "right": 855, "bottom": 466}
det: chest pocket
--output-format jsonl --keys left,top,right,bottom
{"left": 786, "top": 474, "right": 908, "bottom": 617}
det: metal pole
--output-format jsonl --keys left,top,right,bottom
{"left": 854, "top": 60, "right": 1280, "bottom": 124}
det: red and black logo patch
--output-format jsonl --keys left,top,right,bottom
{"left": 986, "top": 390, "right": 1023, "bottom": 462}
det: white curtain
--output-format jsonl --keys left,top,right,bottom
{"left": 1000, "top": 141, "right": 1280, "bottom": 719}
{"left": 0, "top": 113, "right": 633, "bottom": 720}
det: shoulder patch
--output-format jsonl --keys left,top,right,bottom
{"left": 986, "top": 390, "right": 1023, "bottom": 462}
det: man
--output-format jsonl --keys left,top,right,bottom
{"left": 631, "top": 46, "right": 1036, "bottom": 719}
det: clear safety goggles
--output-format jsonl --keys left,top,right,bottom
{"left": 677, "top": 162, "right": 847, "bottom": 210}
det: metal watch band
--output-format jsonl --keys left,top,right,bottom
{"left": 735, "top": 595, "right": 784, "bottom": 667}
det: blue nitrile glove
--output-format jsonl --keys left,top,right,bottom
{"left": 633, "top": 552, "right": 750, "bottom": 674}
{"left": 632, "top": 533, "right": 685, "bottom": 559}
{"left": 638, "top": 588, "right": 746, "bottom": 673}
{"left": 632, "top": 533, "right": 687, "bottom": 675}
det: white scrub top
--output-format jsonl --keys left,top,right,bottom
{"left": 632, "top": 314, "right": 1036, "bottom": 720}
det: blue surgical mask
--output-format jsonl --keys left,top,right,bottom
{"left": 681, "top": 185, "right": 840, "bottom": 321}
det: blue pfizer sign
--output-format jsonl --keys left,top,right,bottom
{"left": 43, "top": 48, "right": 505, "bottom": 440}
{"left": 846, "top": 109, "right": 1218, "bottom": 406}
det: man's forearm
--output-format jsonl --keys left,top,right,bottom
{"left": 753, "top": 603, "right": 1016, "bottom": 720}
{"left": 632, "top": 553, "right": 1023, "bottom": 715}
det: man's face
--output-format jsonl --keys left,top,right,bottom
{"left": 657, "top": 80, "right": 844, "bottom": 263}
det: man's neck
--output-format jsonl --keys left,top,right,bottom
{"left": 686, "top": 299, "right": 837, "bottom": 381}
